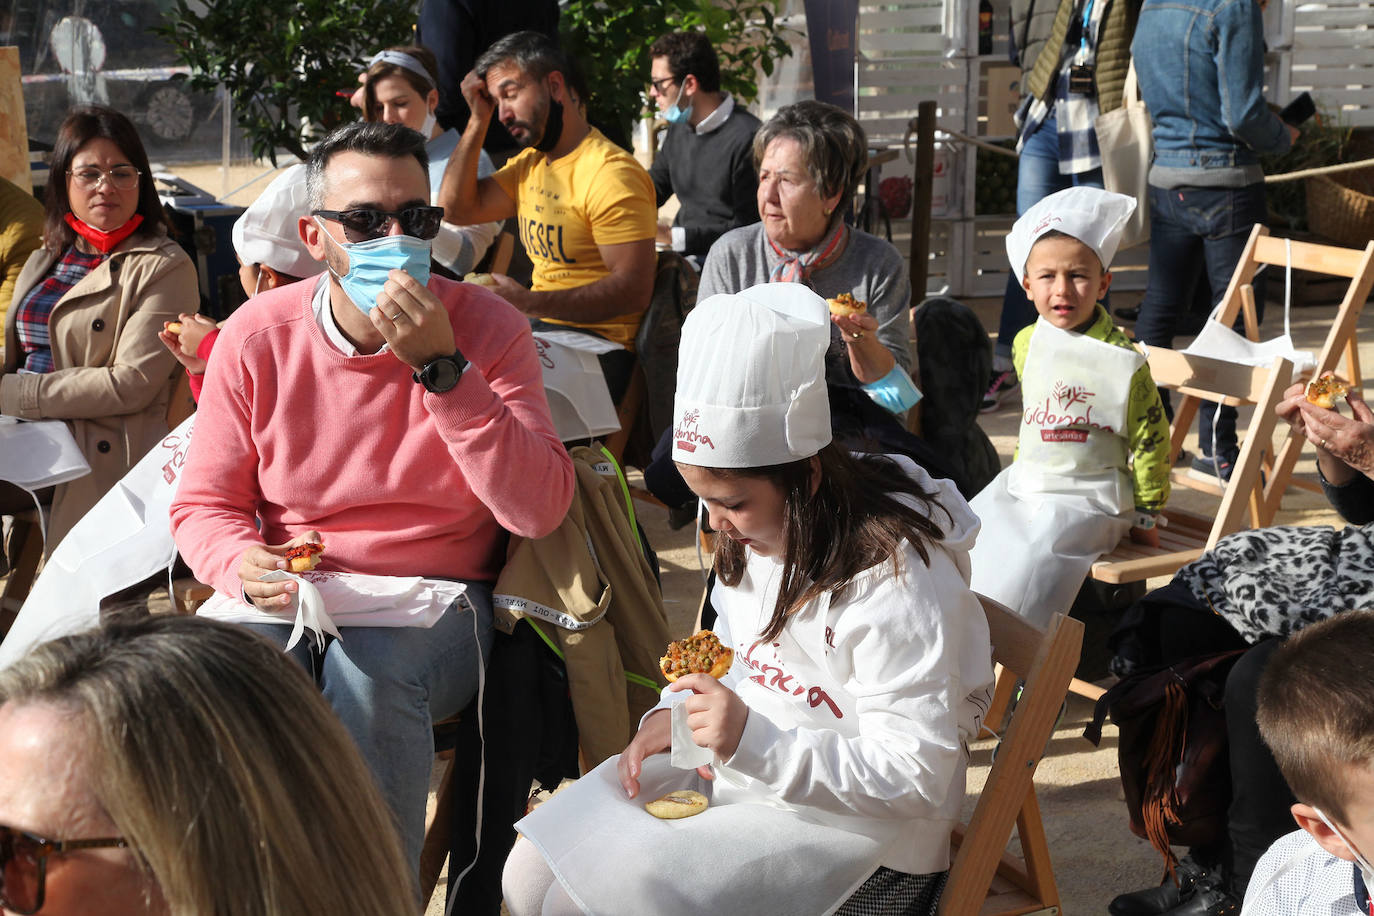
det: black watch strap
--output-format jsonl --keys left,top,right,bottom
{"left": 413, "top": 350, "right": 468, "bottom": 393}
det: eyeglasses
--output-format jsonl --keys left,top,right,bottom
{"left": 648, "top": 76, "right": 679, "bottom": 95}
{"left": 1, "top": 824, "right": 129, "bottom": 914}
{"left": 311, "top": 206, "right": 444, "bottom": 242}
{"left": 68, "top": 166, "right": 142, "bottom": 191}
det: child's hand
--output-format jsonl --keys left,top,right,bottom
{"left": 670, "top": 674, "right": 749, "bottom": 763}
{"left": 173, "top": 313, "right": 219, "bottom": 357}
{"left": 617, "top": 709, "right": 671, "bottom": 799}
{"left": 158, "top": 319, "right": 208, "bottom": 375}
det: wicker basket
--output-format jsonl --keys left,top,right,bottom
{"left": 1306, "top": 167, "right": 1374, "bottom": 249}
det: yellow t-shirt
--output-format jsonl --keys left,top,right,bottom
{"left": 492, "top": 128, "right": 656, "bottom": 349}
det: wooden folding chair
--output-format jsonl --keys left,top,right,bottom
{"left": 1091, "top": 349, "right": 1294, "bottom": 586}
{"left": 939, "top": 597, "right": 1084, "bottom": 916}
{"left": 1206, "top": 228, "right": 1374, "bottom": 523}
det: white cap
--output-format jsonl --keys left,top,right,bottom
{"left": 231, "top": 163, "right": 318, "bottom": 279}
{"left": 672, "top": 283, "right": 832, "bottom": 468}
{"left": 1006, "top": 186, "right": 1137, "bottom": 279}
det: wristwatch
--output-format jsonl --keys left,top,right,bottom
{"left": 413, "top": 350, "right": 468, "bottom": 393}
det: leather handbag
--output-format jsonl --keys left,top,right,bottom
{"left": 1084, "top": 650, "right": 1246, "bottom": 871}
{"left": 1094, "top": 59, "right": 1152, "bottom": 249}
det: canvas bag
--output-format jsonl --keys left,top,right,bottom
{"left": 1084, "top": 650, "right": 1246, "bottom": 876}
{"left": 1095, "top": 60, "right": 1152, "bottom": 250}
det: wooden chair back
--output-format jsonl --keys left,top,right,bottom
{"left": 1211, "top": 227, "right": 1374, "bottom": 524}
{"left": 939, "top": 597, "right": 1083, "bottom": 916}
{"left": 1091, "top": 350, "right": 1293, "bottom": 585}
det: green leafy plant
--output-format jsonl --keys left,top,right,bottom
{"left": 559, "top": 0, "right": 798, "bottom": 148}
{"left": 156, "top": 0, "right": 417, "bottom": 164}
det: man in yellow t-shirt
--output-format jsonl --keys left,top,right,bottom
{"left": 437, "top": 30, "right": 656, "bottom": 402}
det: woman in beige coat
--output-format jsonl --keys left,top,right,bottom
{"left": 2, "top": 106, "right": 197, "bottom": 553}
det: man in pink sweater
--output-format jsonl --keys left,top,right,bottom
{"left": 169, "top": 121, "right": 574, "bottom": 876}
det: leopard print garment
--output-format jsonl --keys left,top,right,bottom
{"left": 1175, "top": 523, "right": 1374, "bottom": 643}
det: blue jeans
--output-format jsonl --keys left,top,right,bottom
{"left": 996, "top": 113, "right": 1107, "bottom": 358}
{"left": 1135, "top": 182, "right": 1268, "bottom": 457}
{"left": 243, "top": 584, "right": 494, "bottom": 873}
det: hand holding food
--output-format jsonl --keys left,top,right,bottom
{"left": 464, "top": 272, "right": 499, "bottom": 288}
{"left": 1306, "top": 375, "right": 1350, "bottom": 409}
{"left": 660, "top": 630, "right": 733, "bottom": 682}
{"left": 644, "top": 789, "right": 708, "bottom": 820}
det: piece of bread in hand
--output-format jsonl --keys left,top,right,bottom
{"left": 660, "top": 630, "right": 733, "bottom": 683}
{"left": 284, "top": 541, "right": 324, "bottom": 573}
{"left": 464, "top": 273, "right": 499, "bottom": 288}
{"left": 827, "top": 292, "right": 867, "bottom": 318}
{"left": 645, "top": 789, "right": 709, "bottom": 819}
{"left": 1306, "top": 376, "right": 1350, "bottom": 409}
{"left": 165, "top": 321, "right": 183, "bottom": 334}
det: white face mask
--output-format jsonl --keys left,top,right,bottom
{"left": 1315, "top": 807, "right": 1374, "bottom": 893}
{"left": 419, "top": 109, "right": 437, "bottom": 138}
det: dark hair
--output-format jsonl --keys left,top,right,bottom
{"left": 44, "top": 105, "right": 165, "bottom": 251}
{"left": 363, "top": 45, "right": 440, "bottom": 123}
{"left": 709, "top": 445, "right": 950, "bottom": 643}
{"left": 649, "top": 31, "right": 722, "bottom": 94}
{"left": 305, "top": 121, "right": 430, "bottom": 210}
{"left": 474, "top": 30, "right": 586, "bottom": 104}
{"left": 753, "top": 100, "right": 868, "bottom": 218}
{"left": 1257, "top": 610, "right": 1374, "bottom": 826}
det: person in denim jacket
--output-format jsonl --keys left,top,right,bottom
{"left": 1131, "top": 0, "right": 1297, "bottom": 483}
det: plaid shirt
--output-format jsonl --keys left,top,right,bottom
{"left": 13, "top": 245, "right": 102, "bottom": 373}
{"left": 1015, "top": 0, "right": 1107, "bottom": 175}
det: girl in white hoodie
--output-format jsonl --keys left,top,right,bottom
{"left": 505, "top": 283, "right": 994, "bottom": 916}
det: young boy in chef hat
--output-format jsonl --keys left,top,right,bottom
{"left": 967, "top": 186, "right": 1170, "bottom": 627}
{"left": 157, "top": 165, "right": 317, "bottom": 399}
{"left": 1243, "top": 610, "right": 1374, "bottom": 915}
{"left": 502, "top": 282, "right": 993, "bottom": 916}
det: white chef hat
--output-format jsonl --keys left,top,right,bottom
{"left": 231, "top": 163, "right": 318, "bottom": 280}
{"left": 671, "top": 283, "right": 832, "bottom": 469}
{"left": 1006, "top": 186, "right": 1138, "bottom": 280}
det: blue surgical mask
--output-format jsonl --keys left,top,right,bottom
{"left": 315, "top": 218, "right": 432, "bottom": 315}
{"left": 662, "top": 85, "right": 691, "bottom": 124}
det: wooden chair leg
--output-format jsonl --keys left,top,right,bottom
{"left": 981, "top": 664, "right": 1017, "bottom": 737}
{"left": 419, "top": 755, "right": 455, "bottom": 904}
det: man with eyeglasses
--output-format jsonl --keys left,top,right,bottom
{"left": 169, "top": 120, "right": 574, "bottom": 878}
{"left": 647, "top": 31, "right": 761, "bottom": 268}
{"left": 438, "top": 30, "right": 656, "bottom": 403}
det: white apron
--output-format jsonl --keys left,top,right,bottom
{"left": 969, "top": 319, "right": 1141, "bottom": 626}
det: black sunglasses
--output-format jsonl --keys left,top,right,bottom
{"left": 312, "top": 205, "right": 444, "bottom": 242}
{"left": 0, "top": 825, "right": 129, "bottom": 914}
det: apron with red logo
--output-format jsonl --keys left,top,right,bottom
{"left": 969, "top": 318, "right": 1142, "bottom": 626}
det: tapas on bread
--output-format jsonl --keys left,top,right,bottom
{"left": 660, "top": 630, "right": 733, "bottom": 682}
{"left": 284, "top": 541, "right": 325, "bottom": 573}
{"left": 826, "top": 293, "right": 867, "bottom": 318}
{"left": 464, "top": 273, "right": 499, "bottom": 288}
{"left": 644, "top": 789, "right": 709, "bottom": 820}
{"left": 165, "top": 321, "right": 183, "bottom": 334}
{"left": 1306, "top": 376, "right": 1350, "bottom": 409}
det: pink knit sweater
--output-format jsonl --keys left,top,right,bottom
{"left": 170, "top": 276, "right": 574, "bottom": 599}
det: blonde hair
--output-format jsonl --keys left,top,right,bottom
{"left": 0, "top": 614, "right": 416, "bottom": 915}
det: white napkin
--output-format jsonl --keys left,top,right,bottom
{"left": 0, "top": 417, "right": 92, "bottom": 489}
{"left": 669, "top": 700, "right": 714, "bottom": 769}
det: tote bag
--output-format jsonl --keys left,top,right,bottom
{"left": 1095, "top": 60, "right": 1152, "bottom": 249}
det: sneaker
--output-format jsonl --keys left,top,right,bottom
{"left": 1189, "top": 452, "right": 1236, "bottom": 483}
{"left": 979, "top": 368, "right": 1020, "bottom": 413}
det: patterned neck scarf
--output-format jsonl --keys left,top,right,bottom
{"left": 767, "top": 220, "right": 848, "bottom": 284}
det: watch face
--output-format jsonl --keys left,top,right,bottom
{"left": 426, "top": 357, "right": 460, "bottom": 392}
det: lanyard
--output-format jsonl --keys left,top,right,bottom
{"left": 1078, "top": 0, "right": 1096, "bottom": 57}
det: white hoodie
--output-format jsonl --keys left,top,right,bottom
{"left": 652, "top": 457, "right": 995, "bottom": 874}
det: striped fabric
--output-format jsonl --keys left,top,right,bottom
{"left": 13, "top": 246, "right": 101, "bottom": 373}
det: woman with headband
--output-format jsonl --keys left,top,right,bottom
{"left": 362, "top": 45, "right": 503, "bottom": 278}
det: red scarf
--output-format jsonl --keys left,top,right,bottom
{"left": 767, "top": 221, "right": 848, "bottom": 284}
{"left": 64, "top": 213, "right": 144, "bottom": 254}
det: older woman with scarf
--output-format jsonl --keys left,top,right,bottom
{"left": 698, "top": 100, "right": 918, "bottom": 427}
{"left": 1, "top": 106, "right": 196, "bottom": 553}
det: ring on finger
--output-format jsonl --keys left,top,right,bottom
{"left": 391, "top": 313, "right": 404, "bottom": 321}
{"left": 1321, "top": 438, "right": 1329, "bottom": 450}
{"left": 850, "top": 331, "right": 864, "bottom": 340}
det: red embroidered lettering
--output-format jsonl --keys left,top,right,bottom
{"left": 673, "top": 408, "right": 715, "bottom": 453}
